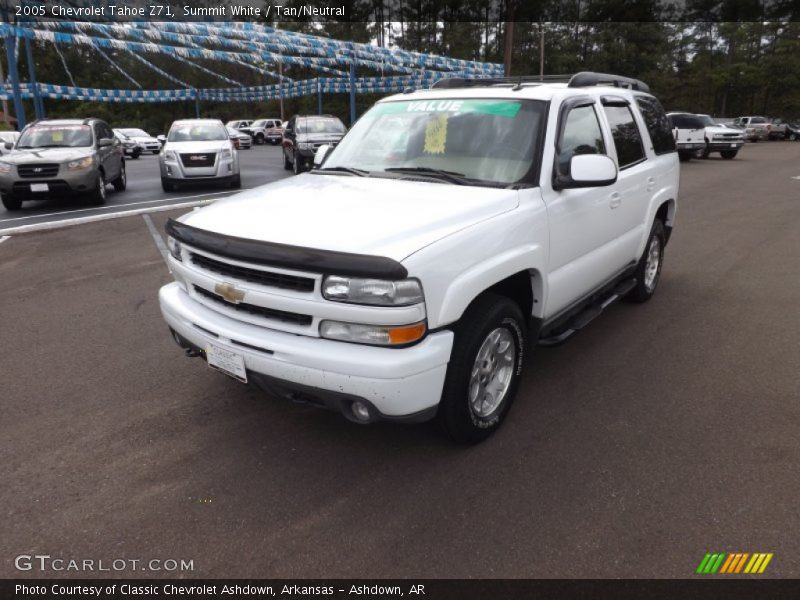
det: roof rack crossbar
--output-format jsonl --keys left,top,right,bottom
{"left": 431, "top": 72, "right": 650, "bottom": 94}
{"left": 431, "top": 75, "right": 572, "bottom": 89}
{"left": 568, "top": 71, "right": 650, "bottom": 93}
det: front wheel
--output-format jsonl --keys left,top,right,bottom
{"left": 694, "top": 145, "right": 710, "bottom": 159}
{"left": 255, "top": 133, "right": 265, "bottom": 145}
{"left": 1, "top": 193, "right": 21, "bottom": 210}
{"left": 789, "top": 133, "right": 798, "bottom": 141}
{"left": 678, "top": 151, "right": 692, "bottom": 162}
{"left": 292, "top": 150, "right": 301, "bottom": 174}
{"left": 627, "top": 219, "right": 666, "bottom": 303}
{"left": 438, "top": 293, "right": 527, "bottom": 444}
{"left": 230, "top": 174, "right": 241, "bottom": 189}
{"left": 112, "top": 161, "right": 127, "bottom": 191}
{"left": 87, "top": 174, "right": 107, "bottom": 205}
{"left": 720, "top": 149, "right": 738, "bottom": 160}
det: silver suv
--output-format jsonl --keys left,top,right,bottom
{"left": 159, "top": 119, "right": 240, "bottom": 192}
{"left": 0, "top": 118, "right": 126, "bottom": 211}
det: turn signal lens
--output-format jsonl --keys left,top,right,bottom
{"left": 319, "top": 320, "right": 427, "bottom": 346}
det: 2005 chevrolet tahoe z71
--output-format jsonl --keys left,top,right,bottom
{"left": 159, "top": 71, "right": 679, "bottom": 443}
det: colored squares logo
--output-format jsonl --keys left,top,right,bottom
{"left": 697, "top": 553, "right": 773, "bottom": 574}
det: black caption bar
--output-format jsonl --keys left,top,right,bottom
{"left": 5, "top": 580, "right": 800, "bottom": 600}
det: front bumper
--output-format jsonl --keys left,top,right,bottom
{"left": 159, "top": 153, "right": 238, "bottom": 181}
{"left": 676, "top": 142, "right": 705, "bottom": 151}
{"left": 0, "top": 168, "right": 98, "bottom": 197}
{"left": 707, "top": 140, "right": 744, "bottom": 151}
{"left": 159, "top": 282, "right": 453, "bottom": 421}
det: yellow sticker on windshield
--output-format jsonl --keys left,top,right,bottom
{"left": 424, "top": 114, "right": 447, "bottom": 154}
{"left": 52, "top": 131, "right": 64, "bottom": 142}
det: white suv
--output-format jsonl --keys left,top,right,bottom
{"left": 159, "top": 72, "right": 679, "bottom": 443}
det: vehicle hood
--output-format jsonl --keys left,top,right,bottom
{"left": 179, "top": 174, "right": 520, "bottom": 262}
{"left": 128, "top": 135, "right": 159, "bottom": 143}
{"left": 705, "top": 126, "right": 742, "bottom": 136}
{"left": 1, "top": 147, "right": 92, "bottom": 163}
{"left": 164, "top": 140, "right": 232, "bottom": 152}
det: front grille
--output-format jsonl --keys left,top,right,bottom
{"left": 180, "top": 153, "right": 216, "bottom": 168}
{"left": 17, "top": 163, "right": 59, "bottom": 178}
{"left": 193, "top": 285, "right": 313, "bottom": 327}
{"left": 190, "top": 253, "right": 315, "bottom": 292}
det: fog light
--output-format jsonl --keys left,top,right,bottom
{"left": 166, "top": 166, "right": 173, "bottom": 176}
{"left": 351, "top": 401, "right": 371, "bottom": 422}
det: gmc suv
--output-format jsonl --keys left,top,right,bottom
{"left": 159, "top": 72, "right": 679, "bottom": 443}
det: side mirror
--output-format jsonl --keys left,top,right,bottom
{"left": 98, "top": 138, "right": 113, "bottom": 147}
{"left": 554, "top": 154, "right": 617, "bottom": 190}
{"left": 4, "top": 142, "right": 13, "bottom": 150}
{"left": 313, "top": 144, "right": 332, "bottom": 168}
{"left": 157, "top": 135, "right": 166, "bottom": 143}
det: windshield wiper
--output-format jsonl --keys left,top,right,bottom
{"left": 383, "top": 166, "right": 472, "bottom": 185}
{"left": 314, "top": 166, "right": 369, "bottom": 177}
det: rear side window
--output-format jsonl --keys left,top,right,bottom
{"left": 603, "top": 105, "right": 645, "bottom": 168}
{"left": 635, "top": 97, "right": 676, "bottom": 155}
{"left": 556, "top": 104, "right": 606, "bottom": 177}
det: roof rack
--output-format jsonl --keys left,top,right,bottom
{"left": 431, "top": 71, "right": 650, "bottom": 94}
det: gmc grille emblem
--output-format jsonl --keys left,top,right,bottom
{"left": 34, "top": 167, "right": 42, "bottom": 173}
{"left": 190, "top": 155, "right": 207, "bottom": 161}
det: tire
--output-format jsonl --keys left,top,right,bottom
{"left": 88, "top": 173, "right": 107, "bottom": 205}
{"left": 131, "top": 150, "right": 141, "bottom": 160}
{"left": 437, "top": 293, "right": 527, "bottom": 444}
{"left": 1, "top": 193, "right": 21, "bottom": 210}
{"left": 112, "top": 161, "right": 127, "bottom": 192}
{"left": 292, "top": 150, "right": 301, "bottom": 174}
{"left": 230, "top": 174, "right": 241, "bottom": 189}
{"left": 720, "top": 150, "right": 738, "bottom": 160}
{"left": 627, "top": 219, "right": 666, "bottom": 303}
{"left": 789, "top": 133, "right": 798, "bottom": 141}
{"left": 255, "top": 133, "right": 265, "bottom": 145}
{"left": 152, "top": 150, "right": 159, "bottom": 155}
{"left": 678, "top": 151, "right": 692, "bottom": 162}
{"left": 283, "top": 149, "right": 292, "bottom": 170}
{"left": 693, "top": 145, "right": 709, "bottom": 159}
{"left": 161, "top": 177, "right": 178, "bottom": 192}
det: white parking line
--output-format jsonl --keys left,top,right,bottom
{"left": 0, "top": 235, "right": 10, "bottom": 244}
{"left": 0, "top": 189, "right": 245, "bottom": 224}
{"left": 0, "top": 198, "right": 216, "bottom": 235}
{"left": 142, "top": 213, "right": 169, "bottom": 264}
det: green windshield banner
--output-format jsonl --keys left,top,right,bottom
{"left": 372, "top": 99, "right": 522, "bottom": 118}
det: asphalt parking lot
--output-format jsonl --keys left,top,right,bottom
{"left": 0, "top": 144, "right": 291, "bottom": 233}
{"left": 2, "top": 142, "right": 800, "bottom": 579}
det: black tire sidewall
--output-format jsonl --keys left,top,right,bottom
{"left": 628, "top": 219, "right": 666, "bottom": 303}
{"left": 439, "top": 294, "right": 527, "bottom": 443}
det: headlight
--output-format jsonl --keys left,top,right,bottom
{"left": 322, "top": 276, "right": 424, "bottom": 306}
{"left": 164, "top": 150, "right": 178, "bottom": 162}
{"left": 220, "top": 149, "right": 232, "bottom": 159}
{"left": 67, "top": 156, "right": 93, "bottom": 170}
{"left": 167, "top": 236, "right": 182, "bottom": 262}
{"left": 0, "top": 162, "right": 12, "bottom": 174}
{"left": 319, "top": 320, "right": 427, "bottom": 346}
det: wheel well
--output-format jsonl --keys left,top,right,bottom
{"left": 484, "top": 270, "right": 537, "bottom": 320}
{"left": 656, "top": 200, "right": 675, "bottom": 245}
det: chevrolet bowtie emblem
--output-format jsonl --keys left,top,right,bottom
{"left": 214, "top": 282, "right": 245, "bottom": 304}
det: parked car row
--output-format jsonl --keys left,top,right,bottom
{"left": 226, "top": 118, "right": 285, "bottom": 145}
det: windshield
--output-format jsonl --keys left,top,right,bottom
{"left": 226, "top": 127, "right": 242, "bottom": 136}
{"left": 324, "top": 98, "right": 543, "bottom": 185}
{"left": 17, "top": 124, "right": 93, "bottom": 148}
{"left": 168, "top": 123, "right": 228, "bottom": 142}
{"left": 668, "top": 114, "right": 706, "bottom": 129}
{"left": 252, "top": 120, "right": 268, "bottom": 128}
{"left": 697, "top": 115, "right": 716, "bottom": 126}
{"left": 296, "top": 118, "right": 346, "bottom": 135}
{"left": 120, "top": 128, "right": 149, "bottom": 137}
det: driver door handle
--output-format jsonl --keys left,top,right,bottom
{"left": 609, "top": 191, "right": 621, "bottom": 209}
